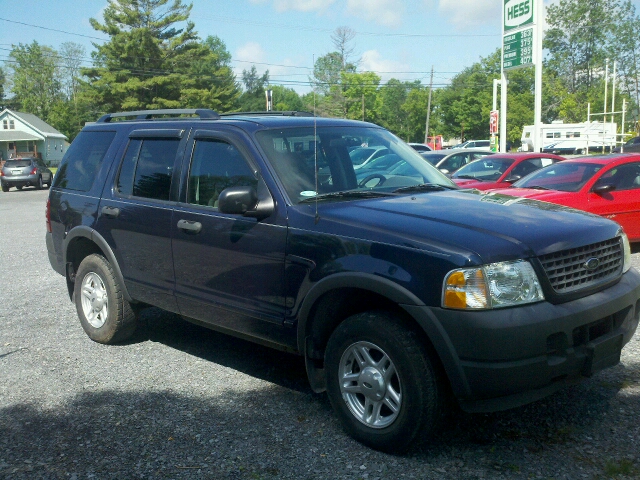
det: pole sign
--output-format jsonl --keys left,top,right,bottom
{"left": 503, "top": 0, "right": 534, "bottom": 70}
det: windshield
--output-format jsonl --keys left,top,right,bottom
{"left": 512, "top": 162, "right": 603, "bottom": 192}
{"left": 256, "top": 126, "right": 455, "bottom": 204}
{"left": 4, "top": 159, "right": 33, "bottom": 168}
{"left": 452, "top": 157, "right": 515, "bottom": 181}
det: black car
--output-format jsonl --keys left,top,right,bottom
{"left": 613, "top": 136, "right": 640, "bottom": 153}
{"left": 46, "top": 109, "right": 640, "bottom": 453}
{"left": 1, "top": 156, "right": 54, "bottom": 191}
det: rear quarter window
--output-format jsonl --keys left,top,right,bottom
{"left": 53, "top": 131, "right": 116, "bottom": 192}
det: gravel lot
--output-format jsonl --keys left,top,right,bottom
{"left": 1, "top": 188, "right": 639, "bottom": 480}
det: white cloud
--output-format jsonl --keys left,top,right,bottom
{"left": 438, "top": 0, "right": 500, "bottom": 29}
{"left": 360, "top": 50, "right": 411, "bottom": 82}
{"left": 235, "top": 42, "right": 267, "bottom": 64}
{"left": 346, "top": 0, "right": 404, "bottom": 28}
{"left": 252, "top": 0, "right": 338, "bottom": 12}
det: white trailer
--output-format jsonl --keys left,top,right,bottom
{"left": 521, "top": 121, "right": 616, "bottom": 154}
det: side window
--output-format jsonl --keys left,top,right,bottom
{"left": 187, "top": 139, "right": 257, "bottom": 208}
{"left": 597, "top": 163, "right": 640, "bottom": 191}
{"left": 116, "top": 138, "right": 180, "bottom": 201}
{"left": 53, "top": 131, "right": 116, "bottom": 192}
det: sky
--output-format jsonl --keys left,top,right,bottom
{"left": 1, "top": 0, "right": 640, "bottom": 95}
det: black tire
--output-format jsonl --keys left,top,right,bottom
{"left": 1, "top": 184, "right": 8, "bottom": 192}
{"left": 16, "top": 185, "right": 23, "bottom": 190}
{"left": 36, "top": 176, "right": 43, "bottom": 190}
{"left": 325, "top": 311, "right": 445, "bottom": 453}
{"left": 74, "top": 253, "right": 137, "bottom": 344}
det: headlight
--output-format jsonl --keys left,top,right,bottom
{"left": 443, "top": 260, "right": 544, "bottom": 309}
{"left": 620, "top": 231, "right": 632, "bottom": 273}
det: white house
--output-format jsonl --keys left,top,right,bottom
{"left": 0, "top": 108, "right": 68, "bottom": 165}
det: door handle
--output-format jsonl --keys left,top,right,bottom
{"left": 177, "top": 219, "right": 202, "bottom": 234}
{"left": 101, "top": 206, "right": 120, "bottom": 218}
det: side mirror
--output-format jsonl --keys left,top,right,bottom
{"left": 218, "top": 186, "right": 258, "bottom": 215}
{"left": 439, "top": 168, "right": 449, "bottom": 174}
{"left": 505, "top": 175, "right": 521, "bottom": 183}
{"left": 592, "top": 184, "right": 616, "bottom": 194}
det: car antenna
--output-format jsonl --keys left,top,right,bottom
{"left": 313, "top": 54, "right": 320, "bottom": 225}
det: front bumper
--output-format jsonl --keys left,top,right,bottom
{"left": 404, "top": 268, "right": 640, "bottom": 412}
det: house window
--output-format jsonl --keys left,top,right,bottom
{"left": 2, "top": 120, "right": 7, "bottom": 129}
{"left": 9, "top": 120, "right": 14, "bottom": 129}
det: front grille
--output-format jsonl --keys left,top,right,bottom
{"left": 539, "top": 238, "right": 623, "bottom": 294}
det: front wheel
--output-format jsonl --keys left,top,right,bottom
{"left": 325, "top": 311, "right": 446, "bottom": 453}
{"left": 74, "top": 254, "right": 137, "bottom": 344}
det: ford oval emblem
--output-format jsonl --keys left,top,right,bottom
{"left": 584, "top": 257, "right": 600, "bottom": 271}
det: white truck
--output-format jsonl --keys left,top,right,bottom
{"left": 521, "top": 121, "right": 616, "bottom": 154}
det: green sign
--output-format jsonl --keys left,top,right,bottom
{"left": 504, "top": 0, "right": 534, "bottom": 31}
{"left": 503, "top": 28, "right": 533, "bottom": 70}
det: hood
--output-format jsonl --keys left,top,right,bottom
{"left": 452, "top": 178, "right": 502, "bottom": 190}
{"left": 295, "top": 190, "right": 620, "bottom": 267}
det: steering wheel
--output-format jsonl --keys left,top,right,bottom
{"left": 359, "top": 173, "right": 387, "bottom": 188}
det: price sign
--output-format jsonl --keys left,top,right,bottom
{"left": 503, "top": 27, "right": 533, "bottom": 70}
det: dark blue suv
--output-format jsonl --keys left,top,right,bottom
{"left": 46, "top": 109, "right": 640, "bottom": 452}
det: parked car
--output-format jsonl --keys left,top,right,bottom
{"left": 1, "top": 156, "right": 54, "bottom": 192}
{"left": 451, "top": 153, "right": 565, "bottom": 190}
{"left": 46, "top": 109, "right": 640, "bottom": 453}
{"left": 407, "top": 142, "right": 432, "bottom": 152}
{"left": 428, "top": 148, "right": 494, "bottom": 175}
{"left": 452, "top": 139, "right": 491, "bottom": 151}
{"left": 613, "top": 136, "right": 640, "bottom": 154}
{"left": 348, "top": 145, "right": 389, "bottom": 169}
{"left": 487, "top": 154, "right": 640, "bottom": 242}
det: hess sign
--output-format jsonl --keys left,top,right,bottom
{"left": 504, "top": 0, "right": 533, "bottom": 31}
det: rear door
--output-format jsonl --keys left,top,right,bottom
{"left": 171, "top": 127, "right": 292, "bottom": 348}
{"left": 94, "top": 128, "right": 187, "bottom": 312}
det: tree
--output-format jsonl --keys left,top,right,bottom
{"left": 238, "top": 65, "right": 269, "bottom": 111}
{"left": 7, "top": 41, "right": 63, "bottom": 121}
{"left": 0, "top": 67, "right": 5, "bottom": 106}
{"left": 270, "top": 85, "right": 304, "bottom": 111}
{"left": 179, "top": 35, "right": 239, "bottom": 111}
{"left": 83, "top": 0, "right": 236, "bottom": 113}
{"left": 341, "top": 71, "right": 380, "bottom": 122}
{"left": 58, "top": 42, "right": 86, "bottom": 103}
{"left": 614, "top": 1, "right": 640, "bottom": 131}
{"left": 310, "top": 27, "right": 359, "bottom": 117}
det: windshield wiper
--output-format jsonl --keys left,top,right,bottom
{"left": 392, "top": 183, "right": 456, "bottom": 194}
{"left": 299, "top": 190, "right": 395, "bottom": 203}
{"left": 523, "top": 185, "right": 550, "bottom": 190}
{"left": 453, "top": 175, "right": 477, "bottom": 180}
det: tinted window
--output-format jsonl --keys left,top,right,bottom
{"left": 53, "top": 131, "right": 116, "bottom": 191}
{"left": 596, "top": 162, "right": 640, "bottom": 191}
{"left": 116, "top": 138, "right": 180, "bottom": 201}
{"left": 4, "top": 160, "right": 32, "bottom": 168}
{"left": 187, "top": 139, "right": 256, "bottom": 207}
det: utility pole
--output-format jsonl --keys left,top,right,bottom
{"left": 424, "top": 65, "right": 434, "bottom": 144}
{"left": 362, "top": 94, "right": 365, "bottom": 121}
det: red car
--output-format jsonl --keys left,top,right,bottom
{"left": 487, "top": 154, "right": 640, "bottom": 242}
{"left": 451, "top": 153, "right": 565, "bottom": 190}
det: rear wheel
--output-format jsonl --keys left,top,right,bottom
{"left": 325, "top": 311, "right": 446, "bottom": 453}
{"left": 1, "top": 184, "right": 8, "bottom": 192}
{"left": 36, "top": 176, "right": 43, "bottom": 190}
{"left": 74, "top": 254, "right": 137, "bottom": 344}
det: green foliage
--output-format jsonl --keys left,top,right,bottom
{"left": 83, "top": 0, "right": 237, "bottom": 113}
{"left": 341, "top": 71, "right": 380, "bottom": 121}
{"left": 238, "top": 66, "right": 269, "bottom": 111}
{"left": 8, "top": 42, "right": 63, "bottom": 120}
{"left": 270, "top": 85, "right": 304, "bottom": 112}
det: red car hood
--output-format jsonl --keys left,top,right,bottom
{"left": 453, "top": 178, "right": 504, "bottom": 190}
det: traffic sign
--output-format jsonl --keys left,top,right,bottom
{"left": 503, "top": 28, "right": 533, "bottom": 70}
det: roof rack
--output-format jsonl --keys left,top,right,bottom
{"left": 96, "top": 109, "right": 220, "bottom": 123}
{"left": 219, "top": 111, "right": 316, "bottom": 117}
